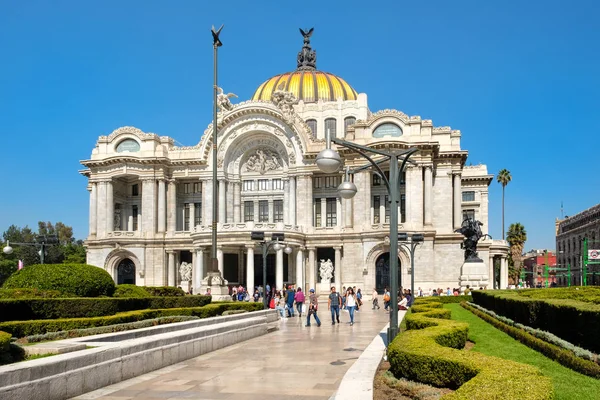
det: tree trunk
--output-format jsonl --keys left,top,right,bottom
{"left": 502, "top": 185, "right": 505, "bottom": 240}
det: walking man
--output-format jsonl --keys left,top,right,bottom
{"left": 328, "top": 286, "right": 342, "bottom": 325}
{"left": 306, "top": 289, "right": 321, "bottom": 327}
{"left": 372, "top": 288, "right": 380, "bottom": 309}
{"left": 285, "top": 285, "right": 295, "bottom": 317}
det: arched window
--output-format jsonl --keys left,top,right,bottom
{"left": 373, "top": 123, "right": 403, "bottom": 138}
{"left": 325, "top": 118, "right": 337, "bottom": 139}
{"left": 344, "top": 117, "right": 356, "bottom": 136}
{"left": 116, "top": 139, "right": 140, "bottom": 153}
{"left": 306, "top": 119, "right": 317, "bottom": 137}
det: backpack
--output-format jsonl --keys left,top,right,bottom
{"left": 383, "top": 292, "right": 391, "bottom": 302}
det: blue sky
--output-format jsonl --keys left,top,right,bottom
{"left": 1, "top": 0, "right": 598, "bottom": 250}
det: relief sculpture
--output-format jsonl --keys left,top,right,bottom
{"left": 244, "top": 148, "right": 281, "bottom": 174}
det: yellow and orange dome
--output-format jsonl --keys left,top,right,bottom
{"left": 252, "top": 71, "right": 358, "bottom": 103}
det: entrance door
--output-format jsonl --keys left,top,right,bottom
{"left": 117, "top": 258, "right": 136, "bottom": 285}
{"left": 375, "top": 253, "right": 401, "bottom": 294}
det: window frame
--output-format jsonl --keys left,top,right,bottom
{"left": 325, "top": 118, "right": 337, "bottom": 139}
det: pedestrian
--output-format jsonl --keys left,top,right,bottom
{"left": 328, "top": 286, "right": 342, "bottom": 325}
{"left": 341, "top": 286, "right": 347, "bottom": 309}
{"left": 306, "top": 289, "right": 321, "bottom": 327}
{"left": 383, "top": 287, "right": 391, "bottom": 311}
{"left": 346, "top": 287, "right": 357, "bottom": 326}
{"left": 372, "top": 288, "right": 380, "bottom": 309}
{"left": 356, "top": 288, "right": 363, "bottom": 310}
{"left": 295, "top": 287, "right": 305, "bottom": 318}
{"left": 253, "top": 288, "right": 260, "bottom": 302}
{"left": 286, "top": 285, "right": 295, "bottom": 317}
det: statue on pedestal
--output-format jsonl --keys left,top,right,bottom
{"left": 319, "top": 259, "right": 334, "bottom": 283}
{"left": 179, "top": 262, "right": 192, "bottom": 283}
{"left": 455, "top": 218, "right": 491, "bottom": 262}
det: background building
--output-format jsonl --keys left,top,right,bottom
{"left": 522, "top": 249, "right": 557, "bottom": 287}
{"left": 80, "top": 32, "right": 508, "bottom": 294}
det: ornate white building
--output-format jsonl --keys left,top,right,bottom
{"left": 81, "top": 31, "right": 509, "bottom": 294}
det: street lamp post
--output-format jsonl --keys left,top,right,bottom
{"left": 398, "top": 233, "right": 424, "bottom": 296}
{"left": 251, "top": 232, "right": 292, "bottom": 309}
{"left": 2, "top": 235, "right": 59, "bottom": 264}
{"left": 315, "top": 130, "right": 418, "bottom": 343}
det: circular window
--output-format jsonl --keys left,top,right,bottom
{"left": 373, "top": 123, "right": 403, "bottom": 138}
{"left": 116, "top": 139, "right": 140, "bottom": 153}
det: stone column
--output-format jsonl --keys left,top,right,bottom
{"left": 355, "top": 171, "right": 370, "bottom": 227}
{"left": 379, "top": 201, "right": 385, "bottom": 224}
{"left": 96, "top": 180, "right": 106, "bottom": 236}
{"left": 334, "top": 246, "right": 342, "bottom": 289}
{"left": 106, "top": 180, "right": 114, "bottom": 233}
{"left": 217, "top": 247, "right": 224, "bottom": 276}
{"left": 167, "top": 180, "right": 177, "bottom": 232}
{"left": 253, "top": 200, "right": 259, "bottom": 223}
{"left": 246, "top": 245, "right": 255, "bottom": 294}
{"left": 344, "top": 197, "right": 353, "bottom": 228}
{"left": 336, "top": 197, "right": 343, "bottom": 227}
{"left": 453, "top": 172, "right": 462, "bottom": 230}
{"left": 233, "top": 182, "right": 241, "bottom": 223}
{"left": 300, "top": 175, "right": 313, "bottom": 228}
{"left": 142, "top": 178, "right": 156, "bottom": 234}
{"left": 283, "top": 178, "right": 290, "bottom": 224}
{"left": 308, "top": 247, "right": 316, "bottom": 291}
{"left": 218, "top": 180, "right": 226, "bottom": 224}
{"left": 203, "top": 180, "right": 213, "bottom": 226}
{"left": 424, "top": 165, "right": 433, "bottom": 226}
{"left": 275, "top": 248, "right": 284, "bottom": 291}
{"left": 188, "top": 202, "right": 195, "bottom": 231}
{"left": 268, "top": 199, "right": 274, "bottom": 223}
{"left": 500, "top": 256, "right": 508, "bottom": 289}
{"left": 167, "top": 250, "right": 175, "bottom": 287}
{"left": 89, "top": 182, "right": 97, "bottom": 237}
{"left": 157, "top": 179, "right": 166, "bottom": 233}
{"left": 296, "top": 248, "right": 304, "bottom": 290}
{"left": 194, "top": 248, "right": 204, "bottom": 291}
{"left": 489, "top": 255, "right": 495, "bottom": 289}
{"left": 320, "top": 198, "right": 327, "bottom": 227}
{"left": 289, "top": 176, "right": 296, "bottom": 225}
{"left": 128, "top": 213, "right": 133, "bottom": 231}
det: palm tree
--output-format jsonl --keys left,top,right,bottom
{"left": 506, "top": 223, "right": 527, "bottom": 282}
{"left": 497, "top": 169, "right": 512, "bottom": 239}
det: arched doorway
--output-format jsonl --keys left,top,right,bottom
{"left": 375, "top": 253, "right": 401, "bottom": 294}
{"left": 117, "top": 258, "right": 136, "bottom": 285}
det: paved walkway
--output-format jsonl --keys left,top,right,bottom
{"left": 74, "top": 304, "right": 390, "bottom": 400}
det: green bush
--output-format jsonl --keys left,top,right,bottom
{"left": 0, "top": 295, "right": 212, "bottom": 322}
{"left": 2, "top": 264, "right": 116, "bottom": 297}
{"left": 113, "top": 285, "right": 150, "bottom": 298}
{"left": 472, "top": 290, "right": 600, "bottom": 353}
{"left": 388, "top": 301, "right": 554, "bottom": 399}
{"left": 0, "top": 302, "right": 264, "bottom": 337}
{"left": 143, "top": 286, "right": 185, "bottom": 297}
{"left": 414, "top": 295, "right": 472, "bottom": 305}
{"left": 462, "top": 302, "right": 600, "bottom": 379}
{"left": 0, "top": 288, "right": 64, "bottom": 299}
{"left": 0, "top": 260, "right": 17, "bottom": 287}
{"left": 0, "top": 331, "right": 15, "bottom": 364}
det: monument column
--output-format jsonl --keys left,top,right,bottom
{"left": 308, "top": 247, "right": 316, "bottom": 292}
{"left": 334, "top": 246, "right": 342, "bottom": 290}
{"left": 500, "top": 256, "right": 508, "bottom": 289}
{"left": 167, "top": 250, "right": 176, "bottom": 287}
{"left": 217, "top": 247, "right": 224, "bottom": 276}
{"left": 453, "top": 172, "right": 462, "bottom": 230}
{"left": 246, "top": 245, "right": 255, "bottom": 294}
{"left": 489, "top": 255, "right": 495, "bottom": 289}
{"left": 167, "top": 180, "right": 177, "bottom": 232}
{"left": 89, "top": 182, "right": 97, "bottom": 237}
{"left": 233, "top": 182, "right": 241, "bottom": 223}
{"left": 276, "top": 248, "right": 284, "bottom": 291}
{"left": 106, "top": 179, "right": 114, "bottom": 233}
{"left": 157, "top": 179, "right": 166, "bottom": 233}
{"left": 219, "top": 180, "right": 226, "bottom": 224}
{"left": 424, "top": 165, "right": 433, "bottom": 226}
{"left": 283, "top": 178, "right": 290, "bottom": 224}
{"left": 295, "top": 247, "right": 304, "bottom": 291}
{"left": 289, "top": 176, "right": 296, "bottom": 225}
{"left": 194, "top": 247, "right": 204, "bottom": 292}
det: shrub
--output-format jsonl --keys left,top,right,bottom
{"left": 462, "top": 302, "right": 600, "bottom": 378}
{"left": 414, "top": 295, "right": 472, "bottom": 305}
{"left": 2, "top": 264, "right": 116, "bottom": 297}
{"left": 0, "top": 295, "right": 212, "bottom": 322}
{"left": 388, "top": 301, "right": 553, "bottom": 399}
{"left": 113, "top": 285, "right": 150, "bottom": 298}
{"left": 0, "top": 331, "right": 16, "bottom": 364}
{"left": 143, "top": 286, "right": 185, "bottom": 297}
{"left": 0, "top": 288, "right": 64, "bottom": 299}
{"left": 0, "top": 260, "right": 17, "bottom": 287}
{"left": 0, "top": 302, "right": 264, "bottom": 337}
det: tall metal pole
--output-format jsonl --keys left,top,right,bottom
{"left": 263, "top": 243, "right": 268, "bottom": 309}
{"left": 388, "top": 154, "right": 400, "bottom": 342}
{"left": 211, "top": 25, "right": 223, "bottom": 274}
{"left": 410, "top": 245, "right": 415, "bottom": 296}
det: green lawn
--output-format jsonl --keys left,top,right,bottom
{"left": 447, "top": 303, "right": 600, "bottom": 400}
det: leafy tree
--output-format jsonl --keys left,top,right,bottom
{"left": 497, "top": 169, "right": 512, "bottom": 240}
{"left": 0, "top": 260, "right": 17, "bottom": 286}
{"left": 507, "top": 223, "right": 527, "bottom": 283}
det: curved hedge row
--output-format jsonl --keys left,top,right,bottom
{"left": 472, "top": 290, "right": 600, "bottom": 353}
{"left": 0, "top": 302, "right": 264, "bottom": 337}
{"left": 387, "top": 301, "right": 554, "bottom": 399}
{"left": 0, "top": 296, "right": 212, "bottom": 322}
{"left": 2, "top": 264, "right": 115, "bottom": 297}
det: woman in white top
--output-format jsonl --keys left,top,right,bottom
{"left": 372, "top": 288, "right": 380, "bottom": 310}
{"left": 346, "top": 288, "right": 357, "bottom": 325}
{"left": 398, "top": 295, "right": 408, "bottom": 310}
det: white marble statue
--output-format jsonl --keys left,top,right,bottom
{"left": 216, "top": 87, "right": 237, "bottom": 112}
{"left": 179, "top": 261, "right": 192, "bottom": 282}
{"left": 319, "top": 259, "right": 334, "bottom": 283}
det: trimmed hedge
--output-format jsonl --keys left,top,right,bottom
{"left": 2, "top": 264, "right": 116, "bottom": 297}
{"left": 0, "top": 295, "right": 212, "bottom": 322}
{"left": 462, "top": 302, "right": 600, "bottom": 379}
{"left": 143, "top": 286, "right": 185, "bottom": 297}
{"left": 113, "top": 285, "right": 150, "bottom": 298}
{"left": 388, "top": 301, "right": 554, "bottom": 399}
{"left": 0, "top": 288, "right": 64, "bottom": 299}
{"left": 0, "top": 331, "right": 14, "bottom": 364}
{"left": 0, "top": 302, "right": 264, "bottom": 337}
{"left": 415, "top": 295, "right": 472, "bottom": 304}
{"left": 472, "top": 290, "right": 600, "bottom": 353}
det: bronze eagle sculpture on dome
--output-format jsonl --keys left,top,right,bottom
{"left": 297, "top": 28, "right": 317, "bottom": 70}
{"left": 300, "top": 27, "right": 314, "bottom": 43}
